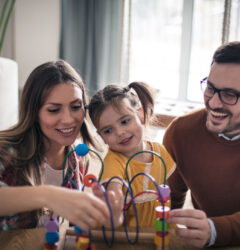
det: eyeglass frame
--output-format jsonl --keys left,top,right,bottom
{"left": 200, "top": 77, "right": 240, "bottom": 105}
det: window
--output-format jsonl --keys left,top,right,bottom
{"left": 124, "top": 0, "right": 240, "bottom": 105}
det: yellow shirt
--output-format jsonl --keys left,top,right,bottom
{"left": 101, "top": 141, "right": 176, "bottom": 227}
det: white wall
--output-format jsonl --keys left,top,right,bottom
{"left": 2, "top": 0, "right": 61, "bottom": 89}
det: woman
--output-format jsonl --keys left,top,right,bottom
{"left": 0, "top": 60, "right": 117, "bottom": 231}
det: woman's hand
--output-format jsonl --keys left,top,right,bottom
{"left": 45, "top": 186, "right": 110, "bottom": 232}
{"left": 167, "top": 208, "right": 211, "bottom": 248}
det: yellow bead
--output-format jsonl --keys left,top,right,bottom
{"left": 156, "top": 199, "right": 171, "bottom": 207}
{"left": 76, "top": 236, "right": 89, "bottom": 250}
{"left": 165, "top": 199, "right": 171, "bottom": 207}
{"left": 154, "top": 234, "right": 169, "bottom": 246}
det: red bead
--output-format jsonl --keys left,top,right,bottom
{"left": 82, "top": 243, "right": 96, "bottom": 250}
{"left": 156, "top": 231, "right": 169, "bottom": 237}
{"left": 157, "top": 197, "right": 169, "bottom": 203}
{"left": 44, "top": 242, "right": 58, "bottom": 249}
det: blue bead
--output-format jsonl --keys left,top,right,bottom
{"left": 75, "top": 144, "right": 89, "bottom": 156}
{"left": 45, "top": 231, "right": 59, "bottom": 244}
{"left": 74, "top": 225, "right": 84, "bottom": 234}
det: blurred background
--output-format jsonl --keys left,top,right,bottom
{"left": 1, "top": 0, "right": 240, "bottom": 125}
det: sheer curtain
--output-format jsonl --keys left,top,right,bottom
{"left": 60, "top": 0, "right": 123, "bottom": 96}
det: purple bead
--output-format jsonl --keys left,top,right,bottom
{"left": 45, "top": 218, "right": 59, "bottom": 232}
{"left": 159, "top": 184, "right": 171, "bottom": 198}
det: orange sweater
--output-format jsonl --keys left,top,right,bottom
{"left": 163, "top": 108, "right": 240, "bottom": 247}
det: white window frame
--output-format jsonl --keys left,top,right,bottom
{"left": 121, "top": 0, "right": 234, "bottom": 108}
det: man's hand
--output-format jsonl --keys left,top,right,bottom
{"left": 167, "top": 209, "right": 211, "bottom": 248}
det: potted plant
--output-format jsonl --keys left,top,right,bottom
{"left": 0, "top": 0, "right": 18, "bottom": 130}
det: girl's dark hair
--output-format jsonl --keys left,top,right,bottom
{"left": 212, "top": 41, "right": 240, "bottom": 64}
{"left": 88, "top": 81, "right": 155, "bottom": 128}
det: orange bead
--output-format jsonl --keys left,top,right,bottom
{"left": 155, "top": 206, "right": 170, "bottom": 219}
{"left": 154, "top": 234, "right": 169, "bottom": 246}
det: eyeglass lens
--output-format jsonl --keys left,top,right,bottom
{"left": 201, "top": 79, "right": 238, "bottom": 105}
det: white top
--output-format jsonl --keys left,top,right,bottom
{"left": 37, "top": 161, "right": 68, "bottom": 227}
{"left": 42, "top": 161, "right": 67, "bottom": 186}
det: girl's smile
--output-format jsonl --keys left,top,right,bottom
{"left": 98, "top": 99, "right": 145, "bottom": 157}
{"left": 119, "top": 135, "right": 133, "bottom": 145}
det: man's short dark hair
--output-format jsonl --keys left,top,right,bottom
{"left": 212, "top": 41, "right": 240, "bottom": 64}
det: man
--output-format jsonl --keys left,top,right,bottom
{"left": 164, "top": 41, "right": 240, "bottom": 247}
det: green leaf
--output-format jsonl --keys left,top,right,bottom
{"left": 0, "top": 0, "right": 16, "bottom": 55}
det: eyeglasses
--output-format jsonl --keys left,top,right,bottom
{"left": 200, "top": 77, "right": 240, "bottom": 105}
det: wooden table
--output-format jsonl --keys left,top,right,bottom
{"left": 1, "top": 227, "right": 240, "bottom": 250}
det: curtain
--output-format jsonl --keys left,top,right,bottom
{"left": 60, "top": 0, "right": 123, "bottom": 96}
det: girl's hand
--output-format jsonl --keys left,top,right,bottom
{"left": 92, "top": 183, "right": 124, "bottom": 228}
{"left": 45, "top": 186, "right": 110, "bottom": 232}
{"left": 167, "top": 208, "right": 211, "bottom": 248}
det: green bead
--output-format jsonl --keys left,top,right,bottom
{"left": 155, "top": 218, "right": 169, "bottom": 232}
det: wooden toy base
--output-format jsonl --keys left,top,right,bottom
{"left": 0, "top": 227, "right": 237, "bottom": 250}
{"left": 64, "top": 227, "right": 169, "bottom": 250}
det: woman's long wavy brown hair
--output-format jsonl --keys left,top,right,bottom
{"left": 0, "top": 60, "right": 95, "bottom": 186}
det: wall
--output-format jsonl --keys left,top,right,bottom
{"left": 1, "top": 0, "right": 60, "bottom": 89}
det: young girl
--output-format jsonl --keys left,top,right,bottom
{"left": 88, "top": 81, "right": 176, "bottom": 227}
{"left": 0, "top": 60, "right": 121, "bottom": 231}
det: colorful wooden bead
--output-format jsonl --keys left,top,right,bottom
{"left": 158, "top": 184, "right": 171, "bottom": 199}
{"left": 75, "top": 144, "right": 89, "bottom": 156}
{"left": 45, "top": 218, "right": 59, "bottom": 232}
{"left": 45, "top": 232, "right": 59, "bottom": 244}
{"left": 43, "top": 242, "right": 58, "bottom": 249}
{"left": 155, "top": 218, "right": 169, "bottom": 232}
{"left": 155, "top": 206, "right": 170, "bottom": 219}
{"left": 76, "top": 236, "right": 90, "bottom": 249}
{"left": 164, "top": 199, "right": 171, "bottom": 207}
{"left": 83, "top": 174, "right": 97, "bottom": 187}
{"left": 154, "top": 234, "right": 170, "bottom": 246}
{"left": 156, "top": 198, "right": 171, "bottom": 207}
{"left": 76, "top": 234, "right": 89, "bottom": 241}
{"left": 74, "top": 225, "right": 84, "bottom": 235}
{"left": 82, "top": 243, "right": 96, "bottom": 250}
{"left": 156, "top": 231, "right": 169, "bottom": 237}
